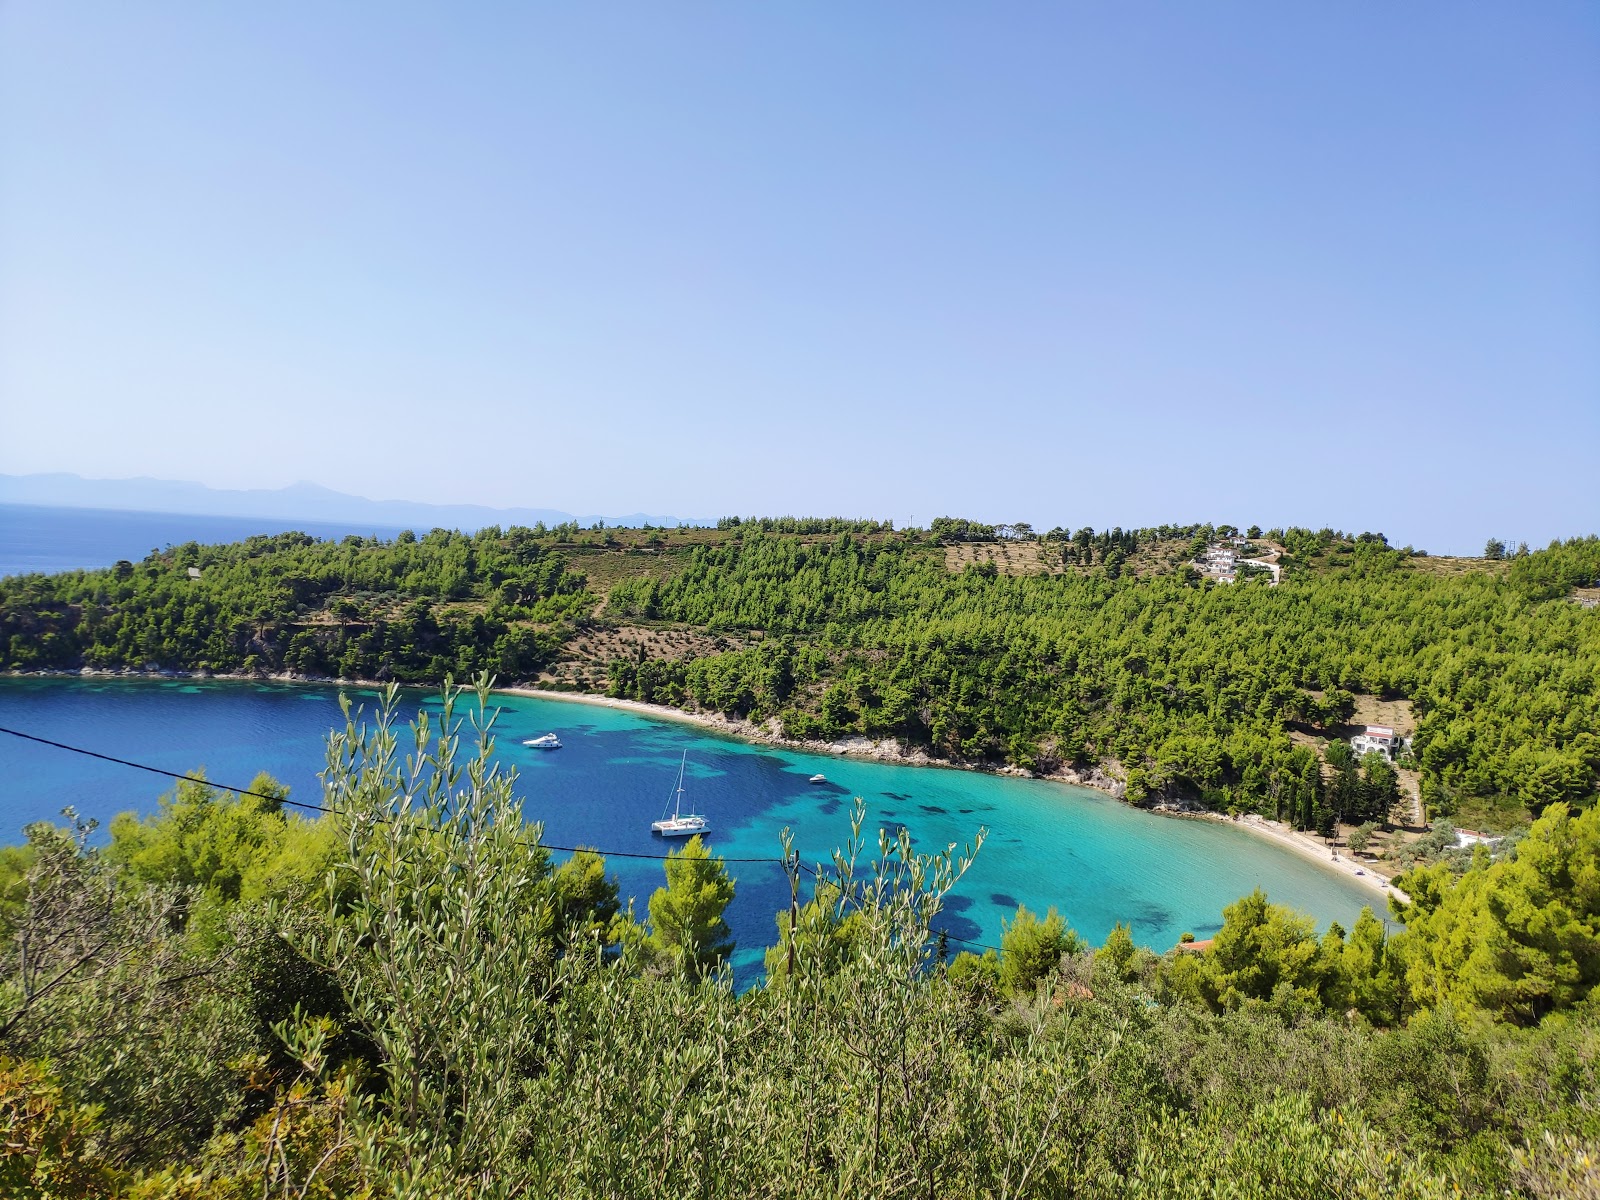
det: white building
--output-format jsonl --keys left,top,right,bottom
{"left": 1196, "top": 546, "right": 1238, "bottom": 581}
{"left": 1351, "top": 724, "right": 1411, "bottom": 762}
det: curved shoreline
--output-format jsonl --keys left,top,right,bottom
{"left": 7, "top": 668, "right": 1404, "bottom": 904}
{"left": 498, "top": 687, "right": 1403, "bottom": 905}
{"left": 1229, "top": 812, "right": 1406, "bottom": 906}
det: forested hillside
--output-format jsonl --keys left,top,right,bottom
{"left": 4, "top": 524, "right": 1599, "bottom": 832}
{"left": 0, "top": 527, "right": 588, "bottom": 681}
{"left": 607, "top": 529, "right": 1600, "bottom": 826}
{"left": 3, "top": 685, "right": 1598, "bottom": 1197}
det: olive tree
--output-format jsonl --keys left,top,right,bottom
{"left": 297, "top": 676, "right": 563, "bottom": 1195}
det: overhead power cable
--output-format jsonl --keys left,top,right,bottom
{"left": 939, "top": 931, "right": 1002, "bottom": 953}
{"left": 0, "top": 723, "right": 790, "bottom": 864}
{"left": 0, "top": 722, "right": 1004, "bottom": 950}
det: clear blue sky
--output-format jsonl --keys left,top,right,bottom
{"left": 2, "top": 4, "right": 1596, "bottom": 553}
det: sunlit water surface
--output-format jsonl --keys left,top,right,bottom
{"left": 0, "top": 678, "right": 1380, "bottom": 981}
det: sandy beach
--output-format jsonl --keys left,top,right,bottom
{"left": 1225, "top": 813, "right": 1405, "bottom": 905}
{"left": 501, "top": 685, "right": 955, "bottom": 767}
{"left": 502, "top": 686, "right": 765, "bottom": 735}
{"left": 503, "top": 686, "right": 1407, "bottom": 906}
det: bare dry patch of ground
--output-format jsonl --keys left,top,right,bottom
{"left": 1127, "top": 539, "right": 1199, "bottom": 577}
{"left": 1572, "top": 587, "right": 1600, "bottom": 609}
{"left": 288, "top": 596, "right": 440, "bottom": 628}
{"left": 559, "top": 546, "right": 690, "bottom": 598}
{"left": 436, "top": 600, "right": 493, "bottom": 618}
{"left": 290, "top": 610, "right": 354, "bottom": 628}
{"left": 1403, "top": 555, "right": 1507, "bottom": 579}
{"left": 1393, "top": 766, "right": 1424, "bottom": 827}
{"left": 1350, "top": 694, "right": 1416, "bottom": 736}
{"left": 941, "top": 537, "right": 1193, "bottom": 579}
{"left": 943, "top": 542, "right": 1063, "bottom": 576}
{"left": 536, "top": 622, "right": 759, "bottom": 690}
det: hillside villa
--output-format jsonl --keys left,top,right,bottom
{"left": 1351, "top": 724, "right": 1411, "bottom": 762}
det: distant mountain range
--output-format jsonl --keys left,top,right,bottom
{"left": 0, "top": 473, "right": 705, "bottom": 532}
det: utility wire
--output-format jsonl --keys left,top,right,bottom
{"left": 939, "top": 931, "right": 1003, "bottom": 954}
{"left": 0, "top": 723, "right": 791, "bottom": 864}
{"left": 2, "top": 723, "right": 321, "bottom": 809}
{"left": 0, "top": 722, "right": 1004, "bottom": 950}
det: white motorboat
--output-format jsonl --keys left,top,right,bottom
{"left": 523, "top": 733, "right": 562, "bottom": 749}
{"left": 808, "top": 773, "right": 827, "bottom": 784}
{"left": 651, "top": 751, "right": 709, "bottom": 837}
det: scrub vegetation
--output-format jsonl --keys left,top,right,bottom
{"left": 3, "top": 681, "right": 1599, "bottom": 1197}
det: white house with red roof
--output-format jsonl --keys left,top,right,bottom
{"left": 1351, "top": 724, "right": 1411, "bottom": 761}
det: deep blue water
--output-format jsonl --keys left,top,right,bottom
{"left": 0, "top": 503, "right": 407, "bottom": 578}
{"left": 0, "top": 677, "right": 1382, "bottom": 980}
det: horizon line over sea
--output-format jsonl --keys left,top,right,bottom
{"left": 0, "top": 502, "right": 413, "bottom": 579}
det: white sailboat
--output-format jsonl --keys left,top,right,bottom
{"left": 651, "top": 751, "right": 708, "bottom": 837}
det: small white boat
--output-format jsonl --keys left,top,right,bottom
{"left": 523, "top": 733, "right": 562, "bottom": 750}
{"left": 808, "top": 773, "right": 827, "bottom": 784}
{"left": 652, "top": 751, "right": 709, "bottom": 837}
{"left": 653, "top": 813, "right": 708, "bottom": 837}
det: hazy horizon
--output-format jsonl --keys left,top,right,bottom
{"left": 0, "top": 469, "right": 1560, "bottom": 557}
{"left": 3, "top": 5, "right": 1596, "bottom": 555}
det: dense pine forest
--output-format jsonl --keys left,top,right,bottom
{"left": 4, "top": 521, "right": 1598, "bottom": 833}
{"left": 4, "top": 524, "right": 1600, "bottom": 1195}
{"left": 1, "top": 683, "right": 1597, "bottom": 1197}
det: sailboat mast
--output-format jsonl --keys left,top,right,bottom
{"left": 674, "top": 751, "right": 687, "bottom": 819}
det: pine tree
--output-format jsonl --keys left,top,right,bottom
{"left": 647, "top": 835, "right": 736, "bottom": 975}
{"left": 999, "top": 905, "right": 1080, "bottom": 996}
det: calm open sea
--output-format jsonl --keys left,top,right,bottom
{"left": 0, "top": 503, "right": 407, "bottom": 578}
{"left": 0, "top": 677, "right": 1380, "bottom": 981}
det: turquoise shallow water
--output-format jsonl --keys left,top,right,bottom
{"left": 0, "top": 677, "right": 1381, "bottom": 980}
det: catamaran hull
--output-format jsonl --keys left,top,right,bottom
{"left": 651, "top": 822, "right": 708, "bottom": 837}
